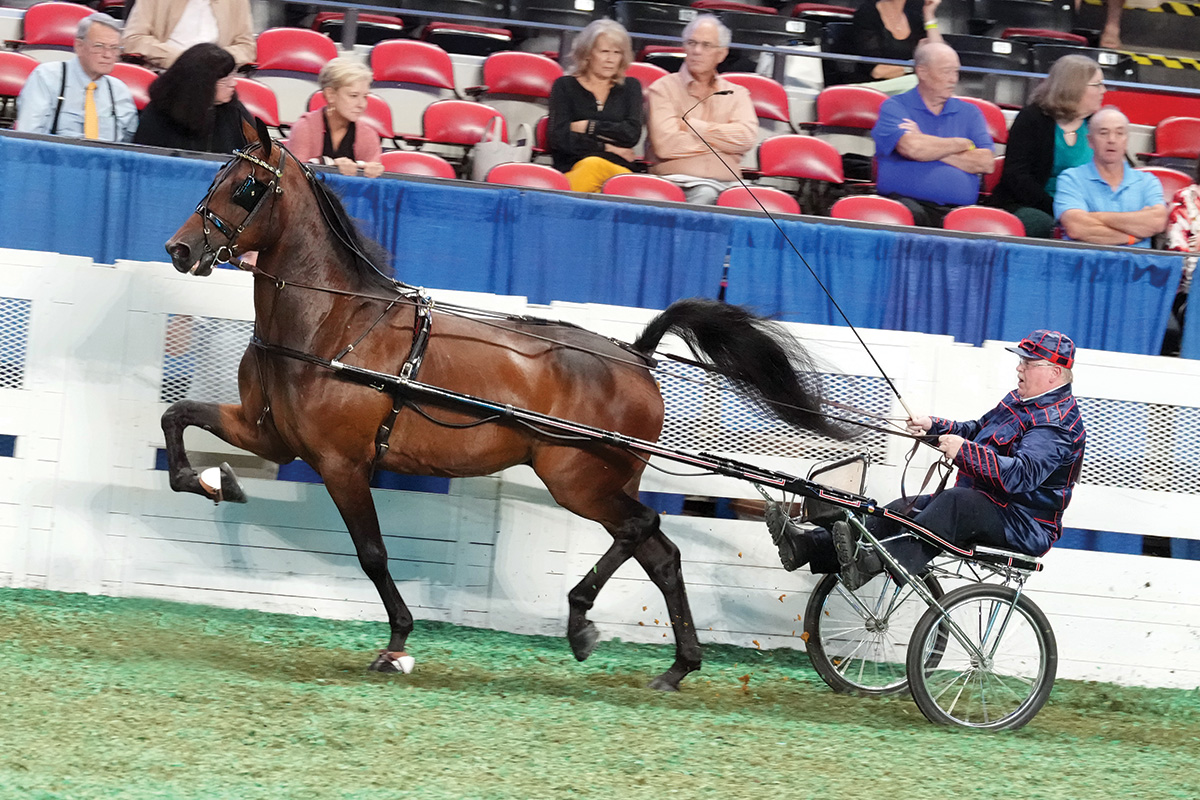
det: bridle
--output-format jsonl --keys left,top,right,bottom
{"left": 194, "top": 145, "right": 285, "bottom": 266}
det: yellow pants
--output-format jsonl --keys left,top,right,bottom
{"left": 566, "top": 156, "right": 631, "bottom": 193}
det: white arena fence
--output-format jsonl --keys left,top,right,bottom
{"left": 0, "top": 247, "right": 1197, "bottom": 690}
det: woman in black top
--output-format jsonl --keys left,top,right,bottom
{"left": 849, "top": 0, "right": 943, "bottom": 86}
{"left": 547, "top": 19, "right": 643, "bottom": 193}
{"left": 133, "top": 43, "right": 250, "bottom": 154}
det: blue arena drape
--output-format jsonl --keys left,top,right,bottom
{"left": 0, "top": 134, "right": 1190, "bottom": 358}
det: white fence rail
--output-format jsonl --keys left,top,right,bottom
{"left": 0, "top": 248, "right": 1197, "bottom": 689}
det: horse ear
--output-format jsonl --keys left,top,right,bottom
{"left": 240, "top": 117, "right": 257, "bottom": 147}
{"left": 255, "top": 117, "right": 273, "bottom": 158}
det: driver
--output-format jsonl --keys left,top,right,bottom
{"left": 767, "top": 330, "right": 1087, "bottom": 588}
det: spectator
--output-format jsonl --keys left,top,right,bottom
{"left": 1161, "top": 158, "right": 1199, "bottom": 355}
{"left": 871, "top": 42, "right": 994, "bottom": 226}
{"left": 547, "top": 19, "right": 643, "bottom": 193}
{"left": 646, "top": 14, "right": 757, "bottom": 204}
{"left": 133, "top": 44, "right": 251, "bottom": 154}
{"left": 287, "top": 58, "right": 384, "bottom": 178}
{"left": 991, "top": 55, "right": 1106, "bottom": 238}
{"left": 122, "top": 0, "right": 255, "bottom": 70}
{"left": 1054, "top": 107, "right": 1167, "bottom": 247}
{"left": 15, "top": 13, "right": 138, "bottom": 142}
{"left": 848, "top": 0, "right": 944, "bottom": 94}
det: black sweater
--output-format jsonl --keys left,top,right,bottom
{"left": 134, "top": 98, "right": 252, "bottom": 155}
{"left": 991, "top": 104, "right": 1059, "bottom": 214}
{"left": 546, "top": 75, "right": 643, "bottom": 173}
{"left": 849, "top": 0, "right": 927, "bottom": 83}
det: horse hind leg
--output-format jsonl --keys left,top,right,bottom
{"left": 632, "top": 530, "right": 702, "bottom": 691}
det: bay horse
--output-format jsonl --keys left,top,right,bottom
{"left": 162, "top": 120, "right": 846, "bottom": 690}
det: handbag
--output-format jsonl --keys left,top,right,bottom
{"left": 468, "top": 117, "right": 532, "bottom": 182}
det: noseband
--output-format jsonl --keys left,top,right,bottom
{"left": 195, "top": 147, "right": 285, "bottom": 266}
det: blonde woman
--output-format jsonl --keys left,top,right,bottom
{"left": 547, "top": 19, "right": 643, "bottom": 192}
{"left": 289, "top": 57, "right": 384, "bottom": 178}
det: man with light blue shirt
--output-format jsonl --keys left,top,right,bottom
{"left": 871, "top": 42, "right": 994, "bottom": 227}
{"left": 1054, "top": 107, "right": 1166, "bottom": 247}
{"left": 16, "top": 13, "right": 138, "bottom": 142}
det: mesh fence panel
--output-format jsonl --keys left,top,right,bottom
{"left": 160, "top": 314, "right": 253, "bottom": 404}
{"left": 655, "top": 362, "right": 893, "bottom": 463}
{"left": 0, "top": 298, "right": 31, "bottom": 390}
{"left": 1077, "top": 397, "right": 1200, "bottom": 495}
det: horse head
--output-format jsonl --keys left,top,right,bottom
{"left": 166, "top": 117, "right": 299, "bottom": 276}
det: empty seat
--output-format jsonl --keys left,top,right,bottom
{"left": 370, "top": 40, "right": 459, "bottom": 137}
{"left": 638, "top": 45, "right": 686, "bottom": 72}
{"left": 830, "top": 194, "right": 914, "bottom": 225}
{"left": 624, "top": 61, "right": 670, "bottom": 92}
{"left": 485, "top": 161, "right": 571, "bottom": 189}
{"left": 1138, "top": 116, "right": 1200, "bottom": 167}
{"left": 109, "top": 62, "right": 156, "bottom": 111}
{"left": 615, "top": 1, "right": 694, "bottom": 39}
{"left": 471, "top": 51, "right": 563, "bottom": 131}
{"left": 943, "top": 205, "right": 1025, "bottom": 236}
{"left": 954, "top": 95, "right": 1008, "bottom": 145}
{"left": 692, "top": 1, "right": 775, "bottom": 13}
{"left": 235, "top": 78, "right": 283, "bottom": 132}
{"left": 968, "top": 0, "right": 1075, "bottom": 39}
{"left": 0, "top": 51, "right": 39, "bottom": 127}
{"left": 716, "top": 185, "right": 801, "bottom": 214}
{"left": 757, "top": 134, "right": 843, "bottom": 213}
{"left": 509, "top": 0, "right": 601, "bottom": 28}
{"left": 941, "top": 33, "right": 1031, "bottom": 107}
{"left": 252, "top": 28, "right": 338, "bottom": 125}
{"left": 314, "top": 12, "right": 405, "bottom": 47}
{"left": 421, "top": 22, "right": 514, "bottom": 58}
{"left": 381, "top": 150, "right": 457, "bottom": 179}
{"left": 601, "top": 172, "right": 687, "bottom": 202}
{"left": 812, "top": 85, "right": 887, "bottom": 131}
{"left": 307, "top": 91, "right": 399, "bottom": 147}
{"left": 404, "top": 99, "right": 508, "bottom": 168}
{"left": 11, "top": 2, "right": 94, "bottom": 62}
{"left": 722, "top": 72, "right": 796, "bottom": 134}
{"left": 1138, "top": 166, "right": 1192, "bottom": 201}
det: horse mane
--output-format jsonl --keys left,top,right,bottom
{"left": 307, "top": 173, "right": 397, "bottom": 290}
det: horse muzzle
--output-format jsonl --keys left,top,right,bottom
{"left": 166, "top": 241, "right": 214, "bottom": 276}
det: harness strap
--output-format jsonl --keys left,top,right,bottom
{"left": 898, "top": 437, "right": 953, "bottom": 514}
{"left": 372, "top": 295, "right": 434, "bottom": 471}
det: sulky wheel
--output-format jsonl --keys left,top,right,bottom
{"left": 804, "top": 571, "right": 944, "bottom": 695}
{"left": 906, "top": 583, "right": 1057, "bottom": 731}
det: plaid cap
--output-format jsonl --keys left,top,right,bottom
{"left": 1006, "top": 330, "right": 1075, "bottom": 369}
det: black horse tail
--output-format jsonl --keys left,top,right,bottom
{"left": 633, "top": 298, "right": 852, "bottom": 440}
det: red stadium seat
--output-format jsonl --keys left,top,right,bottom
{"left": 235, "top": 77, "right": 282, "bottom": 131}
{"left": 955, "top": 95, "right": 1008, "bottom": 145}
{"left": 404, "top": 100, "right": 506, "bottom": 171}
{"left": 11, "top": 2, "right": 93, "bottom": 54}
{"left": 533, "top": 115, "right": 548, "bottom": 155}
{"left": 716, "top": 186, "right": 801, "bottom": 214}
{"left": 830, "top": 195, "right": 914, "bottom": 225}
{"left": 1000, "top": 27, "right": 1087, "bottom": 46}
{"left": 1138, "top": 166, "right": 1192, "bottom": 202}
{"left": 722, "top": 72, "right": 795, "bottom": 129}
{"left": 479, "top": 51, "right": 562, "bottom": 100}
{"left": 0, "top": 51, "right": 39, "bottom": 126}
{"left": 254, "top": 28, "right": 338, "bottom": 74}
{"left": 109, "top": 62, "right": 156, "bottom": 111}
{"left": 1139, "top": 116, "right": 1200, "bottom": 163}
{"left": 813, "top": 85, "right": 887, "bottom": 130}
{"left": 758, "top": 135, "right": 844, "bottom": 183}
{"left": 371, "top": 39, "right": 455, "bottom": 91}
{"left": 307, "top": 91, "right": 398, "bottom": 145}
{"left": 943, "top": 205, "right": 1025, "bottom": 236}
{"left": 380, "top": 150, "right": 456, "bottom": 179}
{"left": 624, "top": 62, "right": 669, "bottom": 93}
{"left": 601, "top": 173, "right": 687, "bottom": 203}
{"left": 485, "top": 162, "right": 571, "bottom": 191}
{"left": 982, "top": 154, "right": 1004, "bottom": 197}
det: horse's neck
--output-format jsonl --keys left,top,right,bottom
{"left": 253, "top": 227, "right": 364, "bottom": 346}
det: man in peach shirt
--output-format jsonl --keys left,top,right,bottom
{"left": 646, "top": 15, "right": 758, "bottom": 204}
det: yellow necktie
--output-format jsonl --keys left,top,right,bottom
{"left": 84, "top": 81, "right": 99, "bottom": 140}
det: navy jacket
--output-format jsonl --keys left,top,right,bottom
{"left": 928, "top": 383, "right": 1086, "bottom": 555}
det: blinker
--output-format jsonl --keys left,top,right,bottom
{"left": 232, "top": 175, "right": 269, "bottom": 212}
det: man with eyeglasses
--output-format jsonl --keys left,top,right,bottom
{"left": 767, "top": 330, "right": 1086, "bottom": 590}
{"left": 16, "top": 13, "right": 138, "bottom": 141}
{"left": 1054, "top": 106, "right": 1167, "bottom": 247}
{"left": 645, "top": 14, "right": 757, "bottom": 204}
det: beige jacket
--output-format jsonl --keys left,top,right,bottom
{"left": 646, "top": 66, "right": 757, "bottom": 180}
{"left": 123, "top": 0, "right": 256, "bottom": 68}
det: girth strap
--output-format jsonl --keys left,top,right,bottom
{"left": 373, "top": 295, "right": 434, "bottom": 471}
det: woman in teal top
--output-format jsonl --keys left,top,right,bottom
{"left": 992, "top": 55, "right": 1106, "bottom": 237}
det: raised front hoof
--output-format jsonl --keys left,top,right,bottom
{"left": 198, "top": 462, "right": 249, "bottom": 504}
{"left": 568, "top": 621, "right": 600, "bottom": 662}
{"left": 368, "top": 650, "right": 415, "bottom": 674}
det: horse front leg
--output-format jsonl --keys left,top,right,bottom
{"left": 321, "top": 464, "right": 415, "bottom": 674}
{"left": 161, "top": 399, "right": 294, "bottom": 503}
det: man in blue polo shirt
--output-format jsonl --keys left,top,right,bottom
{"left": 872, "top": 42, "right": 995, "bottom": 227}
{"left": 1054, "top": 107, "right": 1166, "bottom": 247}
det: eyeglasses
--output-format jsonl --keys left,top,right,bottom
{"left": 1016, "top": 359, "right": 1057, "bottom": 371}
{"left": 80, "top": 41, "right": 124, "bottom": 55}
{"left": 683, "top": 39, "right": 722, "bottom": 51}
